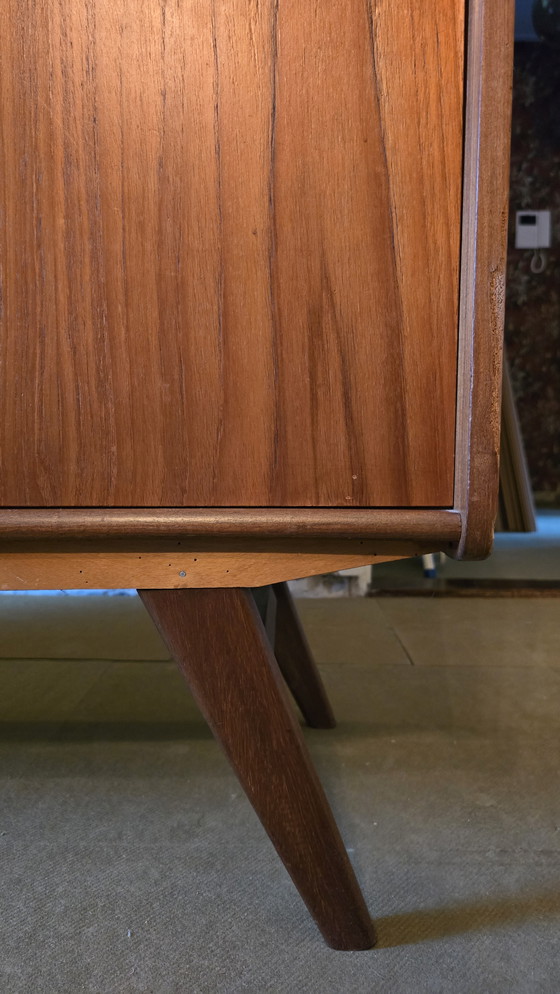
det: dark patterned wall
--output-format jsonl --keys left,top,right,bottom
{"left": 505, "top": 43, "right": 560, "bottom": 505}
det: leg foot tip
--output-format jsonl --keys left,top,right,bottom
{"left": 323, "top": 920, "right": 377, "bottom": 951}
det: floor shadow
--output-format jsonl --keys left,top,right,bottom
{"left": 375, "top": 888, "right": 560, "bottom": 948}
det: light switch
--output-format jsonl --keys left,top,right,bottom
{"left": 515, "top": 210, "right": 551, "bottom": 249}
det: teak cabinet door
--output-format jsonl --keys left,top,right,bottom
{"left": 0, "top": 0, "right": 464, "bottom": 509}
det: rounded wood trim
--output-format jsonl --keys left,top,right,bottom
{"left": 0, "top": 508, "right": 461, "bottom": 543}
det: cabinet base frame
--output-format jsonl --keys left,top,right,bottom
{"left": 0, "top": 538, "right": 447, "bottom": 590}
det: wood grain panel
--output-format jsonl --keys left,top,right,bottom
{"left": 0, "top": 0, "right": 463, "bottom": 507}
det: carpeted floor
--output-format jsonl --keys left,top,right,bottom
{"left": 1, "top": 594, "right": 560, "bottom": 993}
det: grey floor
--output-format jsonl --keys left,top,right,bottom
{"left": 1, "top": 566, "right": 560, "bottom": 991}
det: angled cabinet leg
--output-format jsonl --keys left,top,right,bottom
{"left": 272, "top": 582, "right": 336, "bottom": 729}
{"left": 138, "top": 586, "right": 375, "bottom": 950}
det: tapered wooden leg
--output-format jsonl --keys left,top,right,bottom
{"left": 272, "top": 582, "right": 336, "bottom": 729}
{"left": 250, "top": 585, "right": 277, "bottom": 644}
{"left": 138, "top": 586, "right": 375, "bottom": 950}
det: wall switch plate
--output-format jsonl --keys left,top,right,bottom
{"left": 515, "top": 210, "right": 551, "bottom": 249}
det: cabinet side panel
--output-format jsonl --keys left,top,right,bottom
{"left": 0, "top": 0, "right": 463, "bottom": 507}
{"left": 453, "top": 0, "right": 515, "bottom": 558}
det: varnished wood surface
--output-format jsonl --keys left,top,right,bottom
{"left": 0, "top": 0, "right": 463, "bottom": 508}
{"left": 453, "top": 0, "right": 515, "bottom": 558}
{"left": 139, "top": 587, "right": 375, "bottom": 948}
{"left": 272, "top": 582, "right": 336, "bottom": 729}
{"left": 0, "top": 508, "right": 462, "bottom": 542}
{"left": 0, "top": 538, "right": 433, "bottom": 590}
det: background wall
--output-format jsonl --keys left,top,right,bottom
{"left": 505, "top": 41, "right": 560, "bottom": 506}
{"left": 514, "top": 0, "right": 539, "bottom": 41}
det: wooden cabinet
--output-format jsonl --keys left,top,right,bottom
{"left": 0, "top": 0, "right": 513, "bottom": 580}
{"left": 0, "top": 0, "right": 514, "bottom": 950}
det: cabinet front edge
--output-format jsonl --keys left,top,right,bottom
{"left": 453, "top": 0, "right": 515, "bottom": 559}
